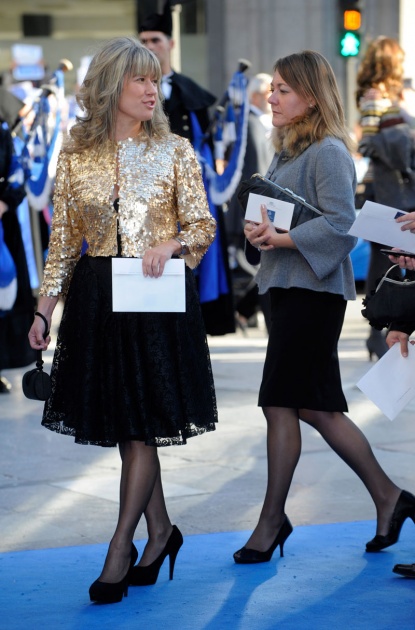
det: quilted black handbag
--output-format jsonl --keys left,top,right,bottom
{"left": 361, "top": 265, "right": 415, "bottom": 330}
{"left": 22, "top": 312, "right": 51, "bottom": 401}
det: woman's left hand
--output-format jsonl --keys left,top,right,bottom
{"left": 142, "top": 241, "right": 178, "bottom": 278}
{"left": 244, "top": 204, "right": 278, "bottom": 251}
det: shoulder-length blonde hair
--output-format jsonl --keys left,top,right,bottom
{"left": 272, "top": 50, "right": 353, "bottom": 156}
{"left": 66, "top": 36, "right": 170, "bottom": 153}
{"left": 356, "top": 36, "right": 404, "bottom": 104}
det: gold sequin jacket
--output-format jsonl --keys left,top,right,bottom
{"left": 40, "top": 133, "right": 216, "bottom": 298}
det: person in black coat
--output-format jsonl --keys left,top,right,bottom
{"left": 138, "top": 1, "right": 215, "bottom": 143}
{"left": 385, "top": 221, "right": 415, "bottom": 579}
{"left": 225, "top": 73, "right": 274, "bottom": 332}
{"left": 0, "top": 87, "right": 36, "bottom": 392}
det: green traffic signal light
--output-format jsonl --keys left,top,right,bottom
{"left": 340, "top": 31, "right": 360, "bottom": 57}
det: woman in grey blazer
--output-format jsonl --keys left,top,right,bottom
{"left": 234, "top": 50, "right": 415, "bottom": 564}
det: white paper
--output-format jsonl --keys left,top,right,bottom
{"left": 245, "top": 192, "right": 294, "bottom": 231}
{"left": 112, "top": 258, "right": 185, "bottom": 312}
{"left": 356, "top": 342, "right": 415, "bottom": 420}
{"left": 348, "top": 201, "right": 415, "bottom": 253}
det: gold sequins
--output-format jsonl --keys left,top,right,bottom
{"left": 40, "top": 134, "right": 216, "bottom": 297}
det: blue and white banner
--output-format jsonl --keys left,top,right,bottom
{"left": 24, "top": 70, "right": 64, "bottom": 211}
{"left": 203, "top": 70, "right": 250, "bottom": 206}
{"left": 190, "top": 112, "right": 229, "bottom": 304}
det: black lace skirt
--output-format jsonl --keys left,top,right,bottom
{"left": 42, "top": 256, "right": 218, "bottom": 447}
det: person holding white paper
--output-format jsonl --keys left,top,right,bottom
{"left": 28, "top": 37, "right": 217, "bottom": 603}
{"left": 385, "top": 230, "right": 415, "bottom": 579}
{"left": 234, "top": 50, "right": 414, "bottom": 565}
{"left": 356, "top": 36, "right": 414, "bottom": 360}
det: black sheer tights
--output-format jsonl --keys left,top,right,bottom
{"left": 99, "top": 441, "right": 172, "bottom": 583}
{"left": 244, "top": 407, "right": 400, "bottom": 553}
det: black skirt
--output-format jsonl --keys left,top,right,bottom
{"left": 258, "top": 287, "right": 348, "bottom": 411}
{"left": 42, "top": 256, "right": 218, "bottom": 447}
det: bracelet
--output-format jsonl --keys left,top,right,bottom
{"left": 34, "top": 311, "right": 50, "bottom": 337}
{"left": 173, "top": 236, "right": 187, "bottom": 255}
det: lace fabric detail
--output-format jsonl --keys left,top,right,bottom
{"left": 42, "top": 256, "right": 217, "bottom": 447}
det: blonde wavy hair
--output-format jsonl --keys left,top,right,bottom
{"left": 356, "top": 36, "right": 404, "bottom": 105}
{"left": 66, "top": 36, "right": 170, "bottom": 153}
{"left": 272, "top": 50, "right": 353, "bottom": 157}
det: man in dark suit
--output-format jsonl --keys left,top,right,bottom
{"left": 138, "top": 1, "right": 216, "bottom": 143}
{"left": 225, "top": 73, "right": 274, "bottom": 332}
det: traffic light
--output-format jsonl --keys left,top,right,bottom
{"left": 339, "top": 1, "right": 362, "bottom": 57}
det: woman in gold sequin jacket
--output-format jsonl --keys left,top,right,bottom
{"left": 28, "top": 37, "right": 217, "bottom": 604}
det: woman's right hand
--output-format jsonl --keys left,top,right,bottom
{"left": 28, "top": 297, "right": 57, "bottom": 351}
{"left": 28, "top": 316, "right": 51, "bottom": 351}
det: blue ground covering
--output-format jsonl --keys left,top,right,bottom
{"left": 1, "top": 520, "right": 414, "bottom": 630}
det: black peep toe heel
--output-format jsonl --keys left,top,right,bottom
{"left": 366, "top": 490, "right": 415, "bottom": 552}
{"left": 89, "top": 542, "right": 138, "bottom": 604}
{"left": 130, "top": 525, "right": 183, "bottom": 586}
{"left": 233, "top": 516, "right": 293, "bottom": 564}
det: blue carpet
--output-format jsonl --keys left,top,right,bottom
{"left": 1, "top": 521, "right": 414, "bottom": 630}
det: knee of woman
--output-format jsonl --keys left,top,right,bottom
{"left": 262, "top": 406, "right": 299, "bottom": 423}
{"left": 299, "top": 409, "right": 337, "bottom": 427}
{"left": 119, "top": 439, "right": 156, "bottom": 457}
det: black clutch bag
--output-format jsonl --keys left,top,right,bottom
{"left": 236, "top": 173, "right": 323, "bottom": 265}
{"left": 22, "top": 312, "right": 51, "bottom": 401}
{"left": 361, "top": 265, "right": 415, "bottom": 330}
{"left": 236, "top": 173, "right": 323, "bottom": 216}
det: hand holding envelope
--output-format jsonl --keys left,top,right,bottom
{"left": 348, "top": 201, "right": 415, "bottom": 252}
{"left": 244, "top": 192, "right": 294, "bottom": 231}
{"left": 396, "top": 210, "right": 415, "bottom": 235}
{"left": 356, "top": 342, "right": 415, "bottom": 420}
{"left": 112, "top": 258, "right": 185, "bottom": 312}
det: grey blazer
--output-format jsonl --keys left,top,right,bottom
{"left": 256, "top": 137, "right": 358, "bottom": 300}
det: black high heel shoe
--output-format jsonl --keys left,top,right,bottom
{"left": 366, "top": 329, "right": 388, "bottom": 361}
{"left": 129, "top": 525, "right": 183, "bottom": 586}
{"left": 233, "top": 516, "right": 293, "bottom": 564}
{"left": 366, "top": 490, "right": 415, "bottom": 552}
{"left": 89, "top": 542, "right": 138, "bottom": 604}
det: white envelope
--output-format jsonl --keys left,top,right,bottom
{"left": 348, "top": 201, "right": 415, "bottom": 253}
{"left": 244, "top": 192, "right": 294, "bottom": 231}
{"left": 112, "top": 258, "right": 185, "bottom": 312}
{"left": 356, "top": 342, "right": 415, "bottom": 420}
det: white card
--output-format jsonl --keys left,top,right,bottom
{"left": 244, "top": 192, "right": 294, "bottom": 231}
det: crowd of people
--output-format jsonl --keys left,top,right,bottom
{"left": 356, "top": 36, "right": 415, "bottom": 360}
{"left": 0, "top": 87, "right": 36, "bottom": 392}
{"left": 1, "top": 0, "right": 414, "bottom": 606}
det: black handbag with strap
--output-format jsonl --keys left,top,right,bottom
{"left": 22, "top": 312, "right": 51, "bottom": 401}
{"left": 361, "top": 264, "right": 415, "bottom": 330}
